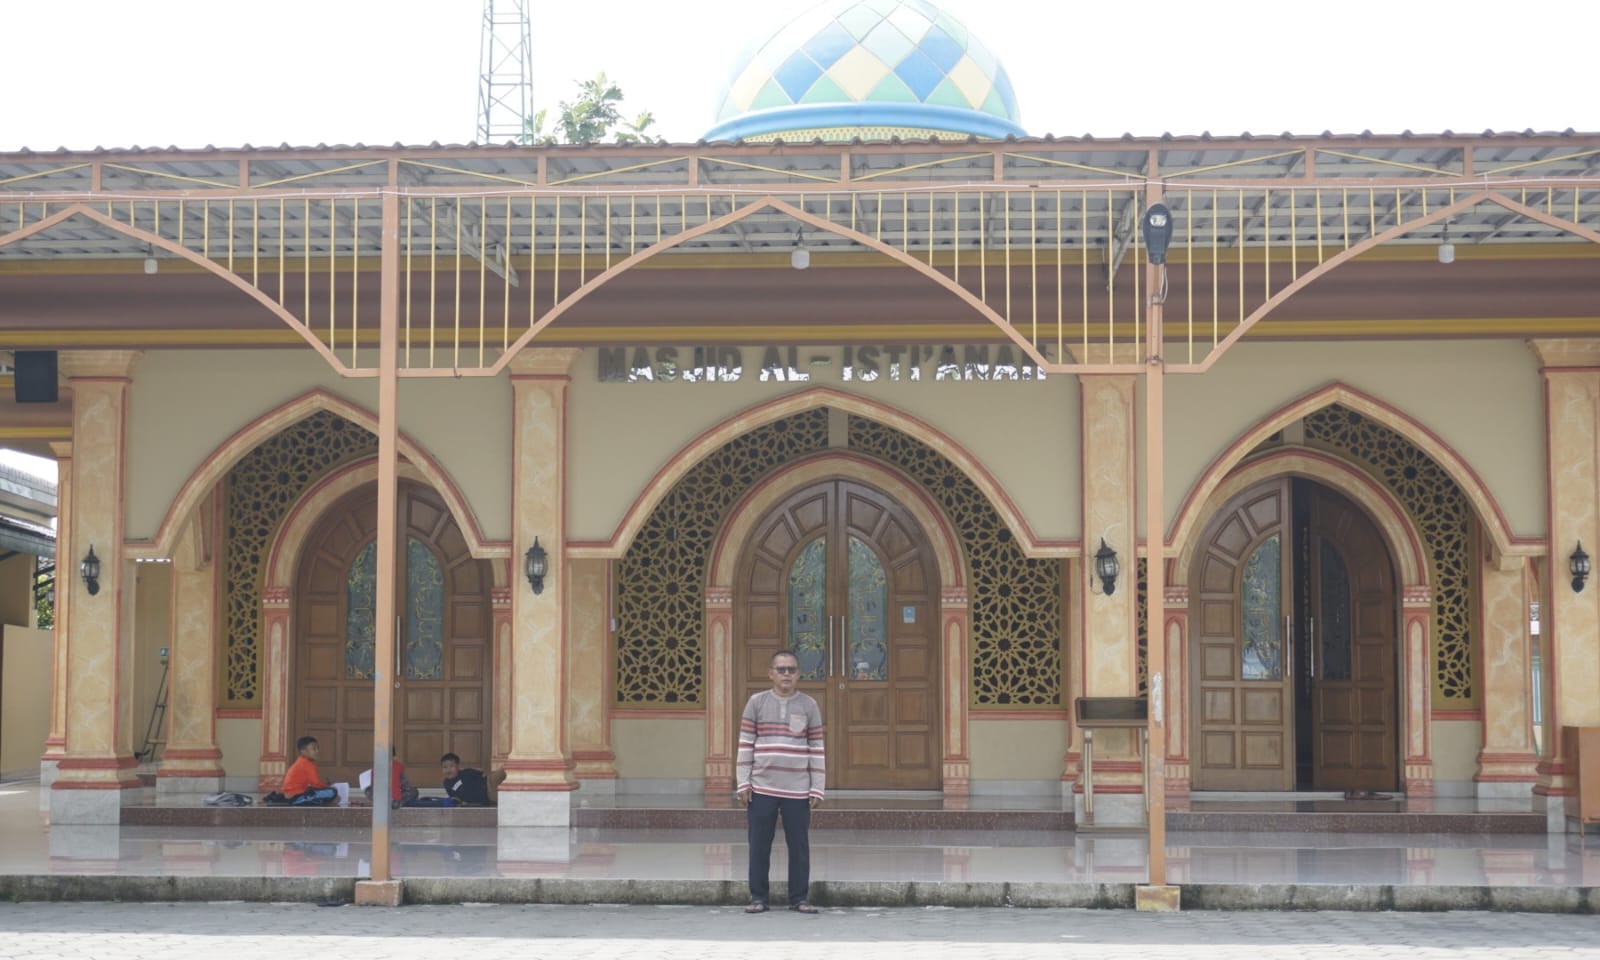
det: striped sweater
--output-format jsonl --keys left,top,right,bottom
{"left": 736, "top": 689, "right": 826, "bottom": 800}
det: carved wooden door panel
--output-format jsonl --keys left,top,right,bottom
{"left": 294, "top": 482, "right": 492, "bottom": 785}
{"left": 1191, "top": 480, "right": 1295, "bottom": 791}
{"left": 735, "top": 479, "right": 940, "bottom": 789}
{"left": 1308, "top": 485, "right": 1399, "bottom": 792}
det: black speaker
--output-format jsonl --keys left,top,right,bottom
{"left": 13, "top": 351, "right": 58, "bottom": 404}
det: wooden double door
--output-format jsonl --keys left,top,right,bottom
{"left": 736, "top": 479, "right": 940, "bottom": 790}
{"left": 1191, "top": 478, "right": 1398, "bottom": 792}
{"left": 293, "top": 482, "right": 493, "bottom": 785}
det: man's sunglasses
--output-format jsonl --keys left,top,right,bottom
{"left": 772, "top": 665, "right": 799, "bottom": 674}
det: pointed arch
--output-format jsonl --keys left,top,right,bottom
{"left": 1181, "top": 191, "right": 1600, "bottom": 374}
{"left": 494, "top": 197, "right": 1057, "bottom": 375}
{"left": 566, "top": 386, "right": 1070, "bottom": 560}
{"left": 0, "top": 203, "right": 347, "bottom": 373}
{"left": 1169, "top": 383, "right": 1524, "bottom": 566}
{"left": 1173, "top": 448, "right": 1428, "bottom": 586}
{"left": 127, "top": 388, "right": 505, "bottom": 561}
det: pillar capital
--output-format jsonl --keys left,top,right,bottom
{"left": 1529, "top": 338, "right": 1600, "bottom": 370}
{"left": 59, "top": 350, "right": 141, "bottom": 380}
{"left": 509, "top": 347, "right": 583, "bottom": 377}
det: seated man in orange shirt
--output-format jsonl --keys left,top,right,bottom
{"left": 281, "top": 735, "right": 337, "bottom": 806}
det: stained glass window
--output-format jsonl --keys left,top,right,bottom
{"left": 1241, "top": 534, "right": 1283, "bottom": 680}
{"left": 848, "top": 536, "right": 888, "bottom": 681}
{"left": 345, "top": 542, "right": 377, "bottom": 680}
{"left": 787, "top": 538, "right": 827, "bottom": 681}
{"left": 405, "top": 538, "right": 445, "bottom": 681}
{"left": 1319, "top": 541, "right": 1352, "bottom": 682}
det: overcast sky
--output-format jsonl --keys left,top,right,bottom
{"left": 1, "top": 0, "right": 1593, "bottom": 480}
{"left": 3, "top": 0, "right": 1594, "bottom": 152}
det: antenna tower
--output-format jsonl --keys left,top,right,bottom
{"left": 476, "top": 0, "right": 535, "bottom": 143}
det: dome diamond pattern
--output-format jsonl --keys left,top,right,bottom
{"left": 707, "top": 0, "right": 1024, "bottom": 142}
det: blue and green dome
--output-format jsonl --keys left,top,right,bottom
{"left": 706, "top": 0, "right": 1025, "bottom": 143}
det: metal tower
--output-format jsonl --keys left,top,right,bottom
{"left": 476, "top": 0, "right": 535, "bottom": 143}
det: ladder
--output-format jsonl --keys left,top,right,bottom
{"left": 136, "top": 657, "right": 169, "bottom": 763}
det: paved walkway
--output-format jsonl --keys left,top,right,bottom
{"left": 1, "top": 902, "right": 1598, "bottom": 959}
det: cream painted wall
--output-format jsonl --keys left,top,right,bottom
{"left": 125, "top": 350, "right": 512, "bottom": 544}
{"left": 1163, "top": 340, "right": 1544, "bottom": 538}
{"left": 1431, "top": 719, "right": 1483, "bottom": 785}
{"left": 130, "top": 564, "right": 170, "bottom": 759}
{"left": 1, "top": 626, "right": 51, "bottom": 778}
{"left": 216, "top": 717, "right": 262, "bottom": 780}
{"left": 968, "top": 718, "right": 1069, "bottom": 781}
{"left": 612, "top": 717, "right": 706, "bottom": 778}
{"left": 567, "top": 346, "right": 1080, "bottom": 543}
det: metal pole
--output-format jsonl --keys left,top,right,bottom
{"left": 371, "top": 167, "right": 402, "bottom": 883}
{"left": 1143, "top": 180, "right": 1168, "bottom": 886}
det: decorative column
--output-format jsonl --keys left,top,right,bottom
{"left": 50, "top": 350, "right": 142, "bottom": 825}
{"left": 940, "top": 587, "right": 971, "bottom": 797}
{"left": 156, "top": 499, "right": 225, "bottom": 798}
{"left": 491, "top": 584, "right": 512, "bottom": 768}
{"left": 500, "top": 347, "right": 581, "bottom": 826}
{"left": 567, "top": 557, "right": 617, "bottom": 791}
{"left": 1061, "top": 557, "right": 1084, "bottom": 794}
{"left": 1474, "top": 548, "right": 1540, "bottom": 796}
{"left": 1530, "top": 339, "right": 1600, "bottom": 828}
{"left": 1162, "top": 585, "right": 1191, "bottom": 797}
{"left": 1077, "top": 374, "right": 1143, "bottom": 825}
{"left": 256, "top": 587, "right": 292, "bottom": 791}
{"left": 703, "top": 586, "right": 734, "bottom": 794}
{"left": 39, "top": 440, "right": 71, "bottom": 799}
{"left": 1402, "top": 586, "right": 1436, "bottom": 797}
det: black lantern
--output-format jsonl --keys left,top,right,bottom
{"left": 1571, "top": 541, "right": 1590, "bottom": 594}
{"left": 524, "top": 537, "right": 548, "bottom": 595}
{"left": 1142, "top": 203, "right": 1174, "bottom": 265}
{"left": 1094, "top": 538, "right": 1120, "bottom": 596}
{"left": 81, "top": 544, "right": 101, "bottom": 597}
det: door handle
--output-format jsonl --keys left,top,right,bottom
{"left": 1308, "top": 616, "right": 1316, "bottom": 681}
{"left": 1284, "top": 614, "right": 1292, "bottom": 681}
{"left": 827, "top": 615, "right": 833, "bottom": 678}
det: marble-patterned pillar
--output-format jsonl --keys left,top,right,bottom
{"left": 1474, "top": 546, "right": 1540, "bottom": 796}
{"left": 1529, "top": 339, "right": 1600, "bottom": 827}
{"left": 156, "top": 498, "right": 225, "bottom": 798}
{"left": 491, "top": 585, "right": 512, "bottom": 769}
{"left": 1077, "top": 374, "right": 1143, "bottom": 824}
{"left": 940, "top": 587, "right": 971, "bottom": 796}
{"left": 1162, "top": 585, "right": 1191, "bottom": 797}
{"left": 1402, "top": 586, "right": 1436, "bottom": 797}
{"left": 256, "top": 587, "right": 292, "bottom": 791}
{"left": 39, "top": 440, "right": 72, "bottom": 800}
{"left": 567, "top": 557, "right": 617, "bottom": 792}
{"left": 703, "top": 586, "right": 734, "bottom": 794}
{"left": 1061, "top": 557, "right": 1084, "bottom": 795}
{"left": 501, "top": 347, "right": 581, "bottom": 826}
{"left": 50, "top": 350, "right": 142, "bottom": 825}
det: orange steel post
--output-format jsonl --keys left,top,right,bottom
{"left": 1143, "top": 179, "right": 1168, "bottom": 888}
{"left": 370, "top": 171, "right": 402, "bottom": 883}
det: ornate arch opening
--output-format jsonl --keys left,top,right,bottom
{"left": 573, "top": 386, "right": 1056, "bottom": 560}
{"left": 134, "top": 388, "right": 499, "bottom": 561}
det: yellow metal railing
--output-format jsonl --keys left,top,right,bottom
{"left": 1, "top": 178, "right": 1596, "bottom": 377}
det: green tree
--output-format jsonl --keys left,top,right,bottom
{"left": 526, "top": 72, "right": 656, "bottom": 145}
{"left": 34, "top": 563, "right": 53, "bottom": 629}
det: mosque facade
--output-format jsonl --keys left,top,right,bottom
{"left": 2, "top": 0, "right": 1598, "bottom": 831}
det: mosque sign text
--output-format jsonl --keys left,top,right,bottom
{"left": 597, "top": 344, "right": 1054, "bottom": 384}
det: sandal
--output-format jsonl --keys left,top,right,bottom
{"left": 744, "top": 901, "right": 769, "bottom": 914}
{"left": 789, "top": 901, "right": 819, "bottom": 914}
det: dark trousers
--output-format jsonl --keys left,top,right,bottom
{"left": 746, "top": 792, "right": 810, "bottom": 904}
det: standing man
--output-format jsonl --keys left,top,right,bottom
{"left": 737, "top": 649, "right": 825, "bottom": 914}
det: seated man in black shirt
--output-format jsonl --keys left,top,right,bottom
{"left": 440, "top": 753, "right": 504, "bottom": 806}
